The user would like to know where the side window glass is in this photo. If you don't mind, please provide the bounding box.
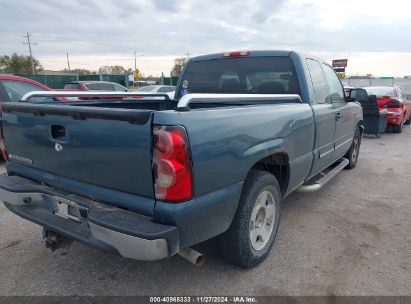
[322,64,345,102]
[400,89,407,100]
[306,59,331,104]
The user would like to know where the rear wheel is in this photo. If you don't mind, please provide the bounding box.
[345,127,361,169]
[404,115,410,125]
[217,170,281,268]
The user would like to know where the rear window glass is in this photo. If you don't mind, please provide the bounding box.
[64,83,81,90]
[136,85,155,92]
[85,83,114,91]
[178,56,300,98]
[364,87,397,97]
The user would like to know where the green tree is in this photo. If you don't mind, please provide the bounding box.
[170,57,188,76]
[60,68,95,75]
[99,65,125,74]
[0,53,43,73]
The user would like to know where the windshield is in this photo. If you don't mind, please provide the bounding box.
[178,56,300,99]
[2,80,47,102]
[364,87,397,97]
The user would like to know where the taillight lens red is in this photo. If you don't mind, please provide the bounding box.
[153,125,192,201]
[222,51,250,57]
[383,100,402,108]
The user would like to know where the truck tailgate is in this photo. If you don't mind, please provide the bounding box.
[1,103,155,202]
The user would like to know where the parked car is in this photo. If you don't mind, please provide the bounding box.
[63,81,128,92]
[362,86,411,133]
[0,74,68,160]
[0,74,51,103]
[343,84,355,97]
[135,85,175,94]
[0,51,363,268]
[133,80,156,88]
[133,85,176,100]
[63,81,129,101]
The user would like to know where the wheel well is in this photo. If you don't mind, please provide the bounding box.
[248,153,289,196]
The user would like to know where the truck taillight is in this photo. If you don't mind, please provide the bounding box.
[153,125,192,201]
[222,51,250,57]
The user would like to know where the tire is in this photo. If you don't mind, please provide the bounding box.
[392,123,403,133]
[217,170,281,268]
[404,117,410,125]
[345,127,361,169]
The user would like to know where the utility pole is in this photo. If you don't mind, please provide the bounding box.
[22,32,37,74]
[186,52,192,59]
[66,52,71,70]
[134,51,137,71]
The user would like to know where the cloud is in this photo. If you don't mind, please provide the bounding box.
[1,0,411,75]
[151,0,179,12]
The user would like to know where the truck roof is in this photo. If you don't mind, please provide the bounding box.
[190,50,294,62]
[189,50,327,66]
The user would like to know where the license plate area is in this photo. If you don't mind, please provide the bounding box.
[53,196,84,222]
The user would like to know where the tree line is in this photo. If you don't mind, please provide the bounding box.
[1,53,189,77]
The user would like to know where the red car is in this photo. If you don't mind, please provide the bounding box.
[0,74,52,103]
[0,74,71,160]
[363,86,411,133]
[63,81,128,92]
[63,81,129,100]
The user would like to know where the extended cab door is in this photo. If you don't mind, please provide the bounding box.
[306,59,336,178]
[322,64,356,159]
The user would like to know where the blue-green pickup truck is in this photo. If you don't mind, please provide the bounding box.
[0,51,363,268]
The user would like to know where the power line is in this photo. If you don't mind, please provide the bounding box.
[22,32,37,74]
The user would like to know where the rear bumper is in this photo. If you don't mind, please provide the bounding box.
[387,115,402,125]
[0,174,179,261]
[386,110,403,125]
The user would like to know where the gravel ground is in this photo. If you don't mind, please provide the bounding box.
[0,127,410,296]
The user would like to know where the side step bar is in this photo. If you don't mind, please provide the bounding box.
[297,158,349,193]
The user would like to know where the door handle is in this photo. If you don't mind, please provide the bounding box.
[50,124,67,141]
[335,112,342,121]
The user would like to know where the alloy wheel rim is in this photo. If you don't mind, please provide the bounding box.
[249,189,276,251]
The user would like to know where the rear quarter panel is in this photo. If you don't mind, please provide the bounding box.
[153,104,314,246]
[154,104,314,197]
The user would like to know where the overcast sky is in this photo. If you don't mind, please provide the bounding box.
[1,0,411,77]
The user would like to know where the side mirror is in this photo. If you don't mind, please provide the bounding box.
[349,88,368,102]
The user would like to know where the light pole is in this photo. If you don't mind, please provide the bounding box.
[134,52,143,71]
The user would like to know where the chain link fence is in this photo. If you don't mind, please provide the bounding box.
[16,73,128,89]
[344,77,411,97]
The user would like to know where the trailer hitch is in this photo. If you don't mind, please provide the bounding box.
[42,228,73,252]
